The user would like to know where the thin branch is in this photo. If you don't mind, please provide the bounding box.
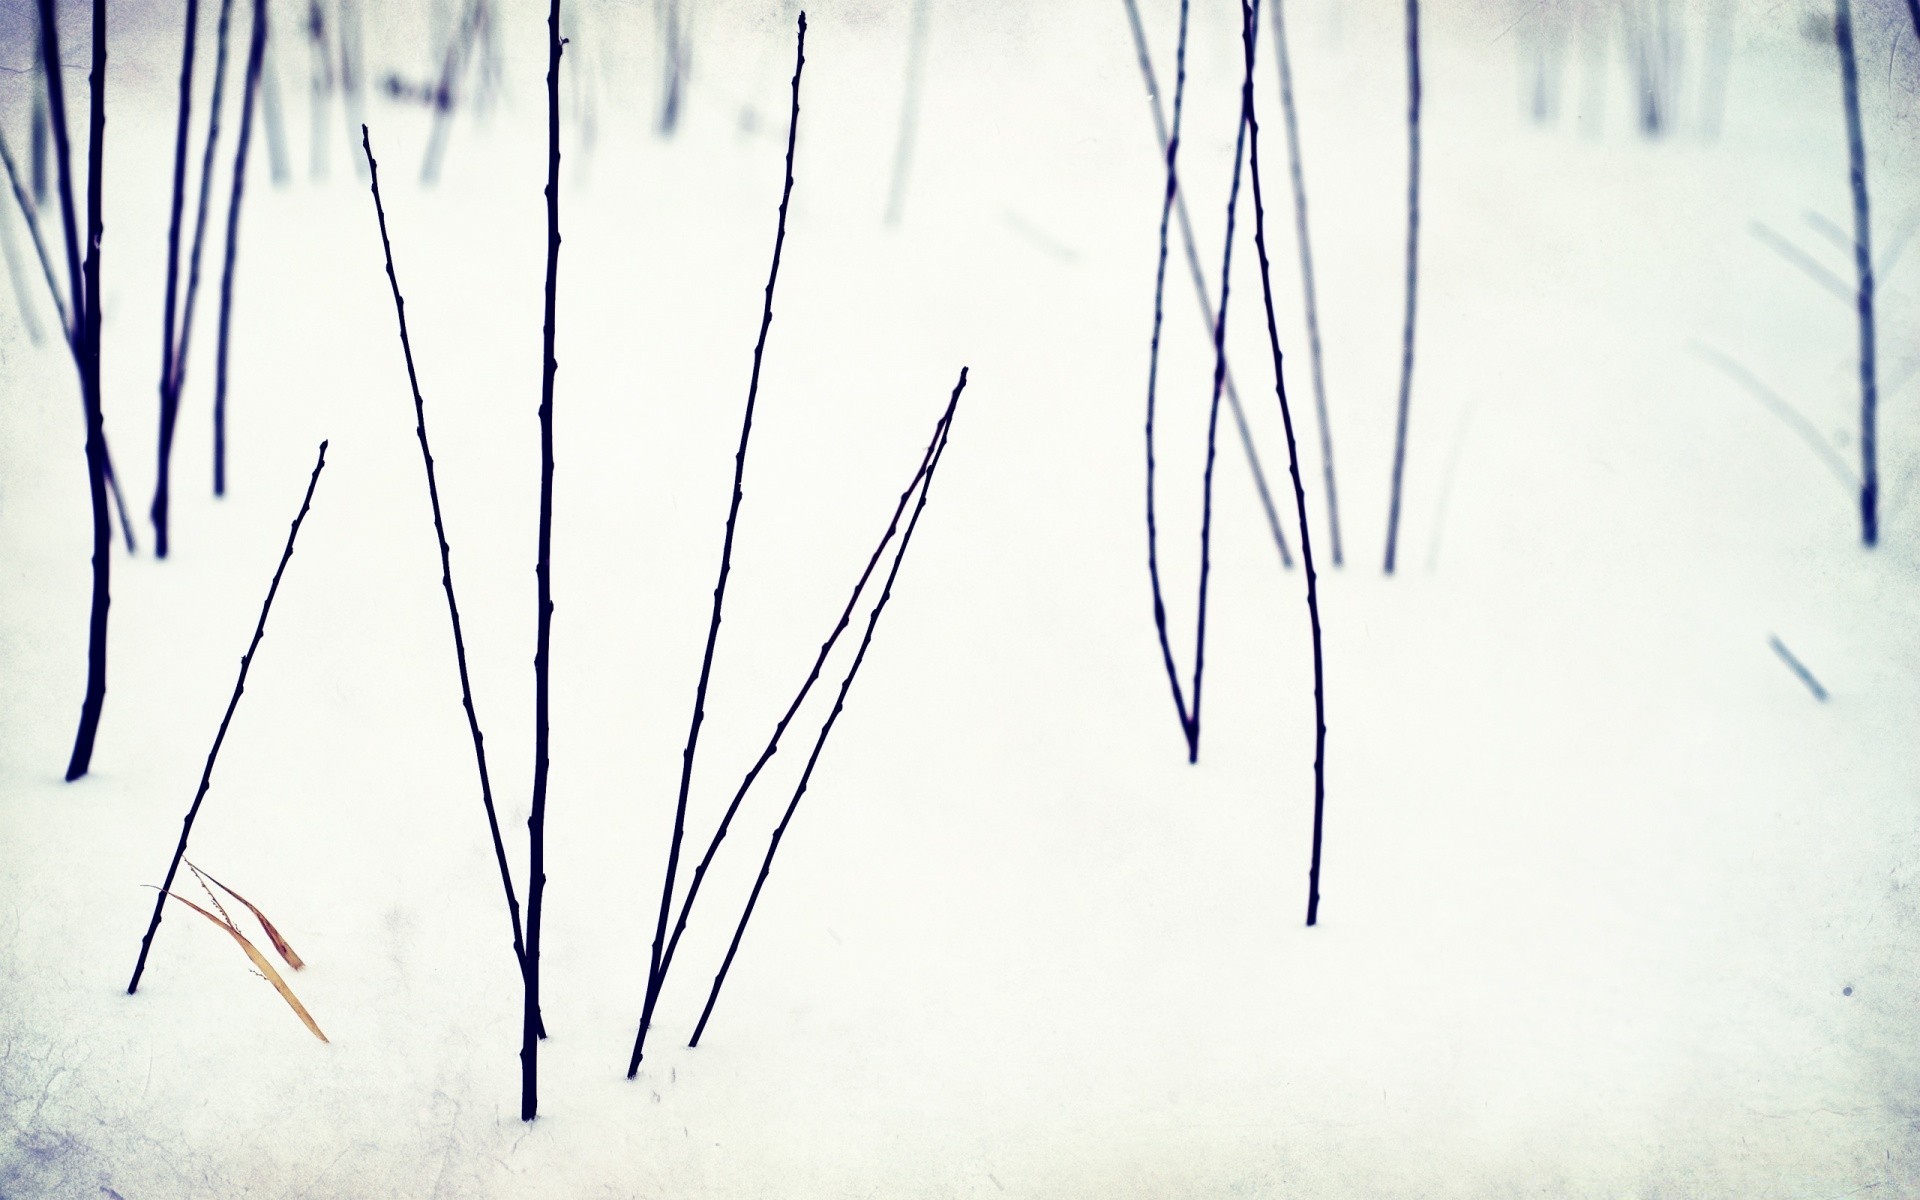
[1750,220,1854,304]
[1690,342,1857,493]
[1768,635,1828,702]
[523,0,565,1124]
[214,0,269,498]
[628,377,959,1077]
[1382,0,1422,575]
[689,367,969,1049]
[1835,0,1878,546]
[128,441,331,993]
[1119,0,1294,573]
[63,0,111,782]
[360,124,539,1038]
[1141,0,1198,754]
[1267,0,1343,566]
[1240,0,1328,927]
[154,0,200,559]
[643,7,806,1079]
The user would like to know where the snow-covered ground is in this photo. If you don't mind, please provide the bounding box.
[3,0,1919,1195]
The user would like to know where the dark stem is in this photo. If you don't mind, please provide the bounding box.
[1835,0,1877,547]
[166,0,239,488]
[63,0,110,783]
[689,366,968,1049]
[1186,24,1256,767]
[1239,0,1328,927]
[642,8,805,1079]
[360,124,540,1038]
[628,378,958,1077]
[153,0,200,560]
[1118,0,1294,573]
[523,0,563,1125]
[1141,0,1197,756]
[214,0,269,499]
[1382,0,1421,575]
[128,441,330,993]
[1267,0,1343,566]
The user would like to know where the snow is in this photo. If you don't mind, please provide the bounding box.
[3,0,1919,1195]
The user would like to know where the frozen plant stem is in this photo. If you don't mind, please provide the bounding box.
[1140,0,1198,759]
[689,367,969,1049]
[165,0,238,518]
[628,377,960,1076]
[153,0,199,559]
[1835,0,1877,546]
[1267,0,1343,566]
[1182,28,1257,768]
[1382,0,1421,575]
[127,441,330,994]
[1239,0,1328,927]
[360,125,541,1039]
[214,0,269,498]
[524,0,563,1125]
[643,8,806,1076]
[60,0,111,783]
[1118,0,1295,572]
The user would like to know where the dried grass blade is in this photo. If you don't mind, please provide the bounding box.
[159,889,328,1043]
[186,859,305,969]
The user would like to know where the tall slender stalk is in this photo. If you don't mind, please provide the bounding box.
[1141,0,1199,757]
[1381,0,1421,575]
[628,380,960,1076]
[361,125,540,1040]
[61,0,111,782]
[1267,0,1343,566]
[128,442,330,993]
[1184,36,1257,767]
[1239,0,1327,927]
[643,8,806,1078]
[153,0,200,559]
[170,0,238,401]
[1118,0,1295,573]
[523,0,564,1125]
[1835,0,1877,546]
[689,367,968,1049]
[214,0,268,499]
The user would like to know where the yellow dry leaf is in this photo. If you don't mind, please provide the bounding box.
[162,890,328,1044]
[184,860,306,971]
